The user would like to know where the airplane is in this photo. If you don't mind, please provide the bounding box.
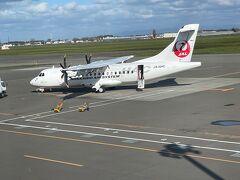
[30,24,201,93]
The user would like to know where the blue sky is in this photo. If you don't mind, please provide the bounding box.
[0,0,239,42]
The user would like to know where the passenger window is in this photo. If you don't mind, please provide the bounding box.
[123,71,125,74]
[131,71,134,74]
[115,72,117,75]
[119,71,121,74]
[127,71,129,74]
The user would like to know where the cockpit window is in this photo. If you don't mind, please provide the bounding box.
[38,73,45,77]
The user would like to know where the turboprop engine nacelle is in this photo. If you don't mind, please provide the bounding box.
[67,71,78,77]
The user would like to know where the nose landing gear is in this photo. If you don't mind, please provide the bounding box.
[36,88,52,93]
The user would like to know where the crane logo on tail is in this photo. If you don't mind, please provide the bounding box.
[173,40,190,58]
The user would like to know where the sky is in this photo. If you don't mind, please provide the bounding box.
[0,0,239,42]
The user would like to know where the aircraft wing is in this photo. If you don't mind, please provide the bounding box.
[63,55,134,71]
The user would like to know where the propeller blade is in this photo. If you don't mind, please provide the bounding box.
[63,55,67,68]
[61,71,69,88]
[85,54,89,64]
[64,73,69,88]
[60,63,64,69]
[88,54,92,64]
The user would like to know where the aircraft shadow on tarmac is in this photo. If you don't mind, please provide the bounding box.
[31,88,90,101]
[114,78,190,91]
[158,144,224,180]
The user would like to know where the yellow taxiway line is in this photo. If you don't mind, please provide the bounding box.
[0,112,15,116]
[209,88,234,92]
[189,154,240,164]
[24,155,83,167]
[1,129,240,165]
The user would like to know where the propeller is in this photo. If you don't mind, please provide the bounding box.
[60,54,67,69]
[60,54,69,88]
[85,53,92,64]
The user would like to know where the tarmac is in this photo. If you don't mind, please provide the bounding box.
[0,54,240,180]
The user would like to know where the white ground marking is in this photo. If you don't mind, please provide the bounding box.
[26,119,240,145]
[0,122,239,154]
[0,111,53,123]
[0,88,169,123]
[3,89,173,122]
[231,153,240,158]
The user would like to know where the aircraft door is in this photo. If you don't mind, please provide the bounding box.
[137,65,145,89]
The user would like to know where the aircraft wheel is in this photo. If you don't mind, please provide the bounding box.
[98,87,105,93]
[36,88,45,93]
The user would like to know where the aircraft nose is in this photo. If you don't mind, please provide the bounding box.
[30,78,37,86]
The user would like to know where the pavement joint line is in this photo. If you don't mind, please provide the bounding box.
[24,155,83,167]
[26,119,240,145]
[210,71,240,78]
[0,122,240,154]
[1,129,240,165]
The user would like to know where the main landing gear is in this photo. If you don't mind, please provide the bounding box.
[98,87,105,93]
[92,84,105,93]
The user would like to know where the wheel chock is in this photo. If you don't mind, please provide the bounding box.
[53,101,63,113]
[79,102,89,112]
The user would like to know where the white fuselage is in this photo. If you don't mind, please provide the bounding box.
[30,61,201,89]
